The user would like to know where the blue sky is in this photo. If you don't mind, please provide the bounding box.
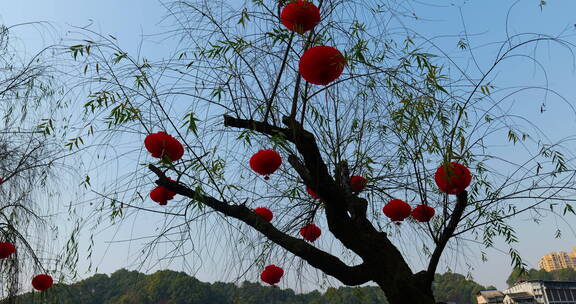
[2,0,576,292]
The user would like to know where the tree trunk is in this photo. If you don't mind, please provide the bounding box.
[377,277,436,304]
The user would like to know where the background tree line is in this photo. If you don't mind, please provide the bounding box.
[11,269,491,304]
[507,268,576,287]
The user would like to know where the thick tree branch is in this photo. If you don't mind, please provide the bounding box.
[426,191,468,283]
[149,164,373,286]
[223,115,417,287]
[224,114,344,210]
[335,161,368,220]
[224,115,294,141]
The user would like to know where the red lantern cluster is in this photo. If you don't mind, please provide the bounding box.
[281,0,321,34]
[434,162,471,195]
[0,242,16,259]
[349,176,367,193]
[254,207,273,222]
[299,46,346,85]
[383,199,412,224]
[249,149,282,180]
[32,274,53,291]
[306,186,319,199]
[144,131,184,162]
[260,264,284,285]
[300,223,321,242]
[150,185,176,206]
[411,204,435,222]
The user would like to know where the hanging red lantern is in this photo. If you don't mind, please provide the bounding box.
[280,0,321,34]
[411,204,435,222]
[349,176,367,193]
[0,177,4,185]
[254,207,273,222]
[144,131,184,162]
[306,186,319,199]
[299,46,346,85]
[434,162,471,195]
[32,274,53,291]
[300,223,321,242]
[383,199,412,224]
[150,184,176,206]
[260,264,284,285]
[249,149,282,180]
[0,242,16,259]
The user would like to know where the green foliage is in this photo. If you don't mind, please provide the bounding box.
[432,272,487,304]
[506,267,576,287]
[12,270,491,304]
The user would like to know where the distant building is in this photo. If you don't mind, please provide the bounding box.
[538,247,576,272]
[503,280,576,304]
[477,281,576,304]
[477,289,505,304]
[503,292,536,304]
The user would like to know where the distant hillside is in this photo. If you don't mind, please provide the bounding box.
[5,269,489,304]
[507,268,576,287]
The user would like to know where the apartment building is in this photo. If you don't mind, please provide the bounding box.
[538,248,576,272]
[477,280,576,304]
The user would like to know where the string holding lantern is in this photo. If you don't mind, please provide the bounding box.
[32,274,53,291]
[280,0,321,34]
[0,242,16,259]
[249,149,282,180]
[349,176,367,193]
[300,223,321,242]
[434,162,472,195]
[144,131,184,162]
[254,207,274,222]
[306,186,319,199]
[260,264,284,285]
[299,46,346,85]
[411,204,435,222]
[383,199,412,224]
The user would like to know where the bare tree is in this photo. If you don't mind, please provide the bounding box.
[67,1,576,303]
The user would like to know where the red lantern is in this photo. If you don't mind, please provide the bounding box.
[434,162,471,195]
[411,204,435,222]
[280,0,321,34]
[0,177,4,184]
[306,186,319,199]
[249,149,282,180]
[300,223,321,242]
[0,242,16,259]
[144,131,184,162]
[349,176,367,193]
[150,184,176,206]
[299,46,346,85]
[260,264,284,285]
[383,199,412,223]
[32,274,53,291]
[254,207,273,222]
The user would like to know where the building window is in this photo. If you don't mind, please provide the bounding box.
[546,289,553,301]
[552,288,560,301]
[559,288,567,301]
[567,289,575,301]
